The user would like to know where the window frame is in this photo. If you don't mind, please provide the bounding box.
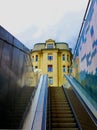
[48,55,53,60]
[47,44,53,48]
[48,65,53,72]
[32,56,34,62]
[63,65,66,72]
[35,55,38,62]
[48,77,53,85]
[67,66,69,73]
[35,66,38,69]
[62,54,65,61]
[67,55,69,61]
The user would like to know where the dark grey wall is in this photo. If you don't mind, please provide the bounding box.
[0,26,32,110]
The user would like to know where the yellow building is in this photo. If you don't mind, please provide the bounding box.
[30,39,72,86]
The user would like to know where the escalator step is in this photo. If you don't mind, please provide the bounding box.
[52,128,79,130]
[51,104,69,107]
[52,117,75,123]
[52,122,77,128]
[51,110,72,114]
[52,114,74,118]
[51,107,71,111]
[46,87,79,130]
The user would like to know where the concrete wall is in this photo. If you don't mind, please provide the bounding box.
[0,26,32,111]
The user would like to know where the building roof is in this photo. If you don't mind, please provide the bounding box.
[31,39,71,52]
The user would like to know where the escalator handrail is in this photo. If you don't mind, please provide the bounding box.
[31,75,48,130]
[41,75,48,130]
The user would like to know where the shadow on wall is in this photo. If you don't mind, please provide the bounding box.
[0,25,33,113]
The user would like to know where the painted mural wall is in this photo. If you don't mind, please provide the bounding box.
[73,0,97,102]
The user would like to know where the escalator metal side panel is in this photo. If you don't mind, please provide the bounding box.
[62,86,82,130]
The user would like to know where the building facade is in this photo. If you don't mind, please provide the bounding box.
[30,39,72,86]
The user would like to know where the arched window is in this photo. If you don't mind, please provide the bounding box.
[62,54,65,61]
[67,55,69,61]
[67,66,69,73]
[63,65,66,72]
[36,55,38,62]
[32,56,34,62]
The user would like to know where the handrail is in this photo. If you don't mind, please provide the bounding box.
[41,75,48,130]
[48,87,52,130]
[31,75,48,130]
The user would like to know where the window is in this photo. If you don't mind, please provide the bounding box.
[62,54,65,61]
[35,66,38,69]
[63,65,66,72]
[67,55,69,61]
[67,66,69,73]
[47,44,53,48]
[48,55,53,60]
[48,77,53,85]
[32,56,34,62]
[48,53,53,60]
[48,65,53,72]
[36,55,38,62]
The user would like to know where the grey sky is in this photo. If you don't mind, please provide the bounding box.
[0,0,89,50]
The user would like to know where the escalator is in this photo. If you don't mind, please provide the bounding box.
[46,87,81,130]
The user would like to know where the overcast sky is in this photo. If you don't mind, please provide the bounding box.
[0,0,88,50]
